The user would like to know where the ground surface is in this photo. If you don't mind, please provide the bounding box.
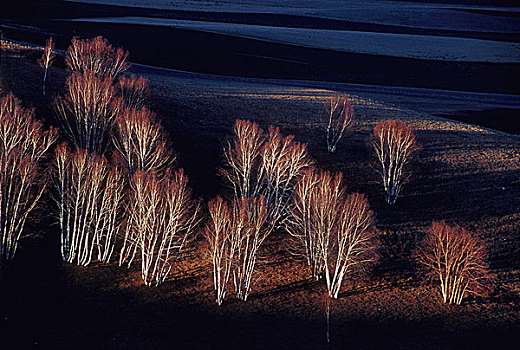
[1,1,520,348]
[0,42,519,349]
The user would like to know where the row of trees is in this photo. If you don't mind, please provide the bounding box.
[1,36,492,308]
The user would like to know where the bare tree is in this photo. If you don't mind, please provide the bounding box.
[112,106,174,179]
[289,169,376,297]
[38,37,55,96]
[322,94,353,153]
[205,196,238,305]
[287,167,323,279]
[0,94,57,263]
[417,221,491,304]
[122,169,200,286]
[213,120,311,302]
[65,36,129,79]
[55,144,124,265]
[260,126,313,225]
[117,75,150,109]
[222,119,312,227]
[223,119,265,199]
[370,120,418,205]
[55,71,118,155]
[205,195,274,303]
[232,196,272,301]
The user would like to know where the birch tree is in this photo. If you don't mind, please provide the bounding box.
[65,36,128,79]
[55,144,124,265]
[417,221,491,304]
[322,94,353,153]
[210,119,311,302]
[222,119,312,227]
[0,94,57,263]
[370,120,418,204]
[289,169,376,297]
[55,71,118,155]
[205,196,236,305]
[112,106,174,179]
[38,37,55,96]
[123,169,200,286]
[205,195,272,303]
[117,75,150,109]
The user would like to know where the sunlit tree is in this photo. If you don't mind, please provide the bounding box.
[417,221,491,304]
[112,106,174,179]
[205,196,236,305]
[370,120,418,204]
[222,119,312,227]
[0,94,57,263]
[38,37,55,96]
[55,71,118,155]
[65,36,128,79]
[117,74,150,109]
[289,169,376,296]
[121,169,200,286]
[322,94,353,153]
[55,144,124,266]
[205,195,272,302]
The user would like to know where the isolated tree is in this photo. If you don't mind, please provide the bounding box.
[55,71,118,154]
[0,94,57,263]
[65,36,129,79]
[55,144,124,266]
[117,75,150,109]
[222,119,312,227]
[370,120,418,204]
[121,169,200,286]
[112,106,174,178]
[38,37,55,96]
[322,94,353,153]
[289,169,376,296]
[417,221,491,304]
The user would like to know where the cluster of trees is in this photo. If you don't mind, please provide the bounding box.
[41,36,198,287]
[1,36,493,313]
[0,94,57,263]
